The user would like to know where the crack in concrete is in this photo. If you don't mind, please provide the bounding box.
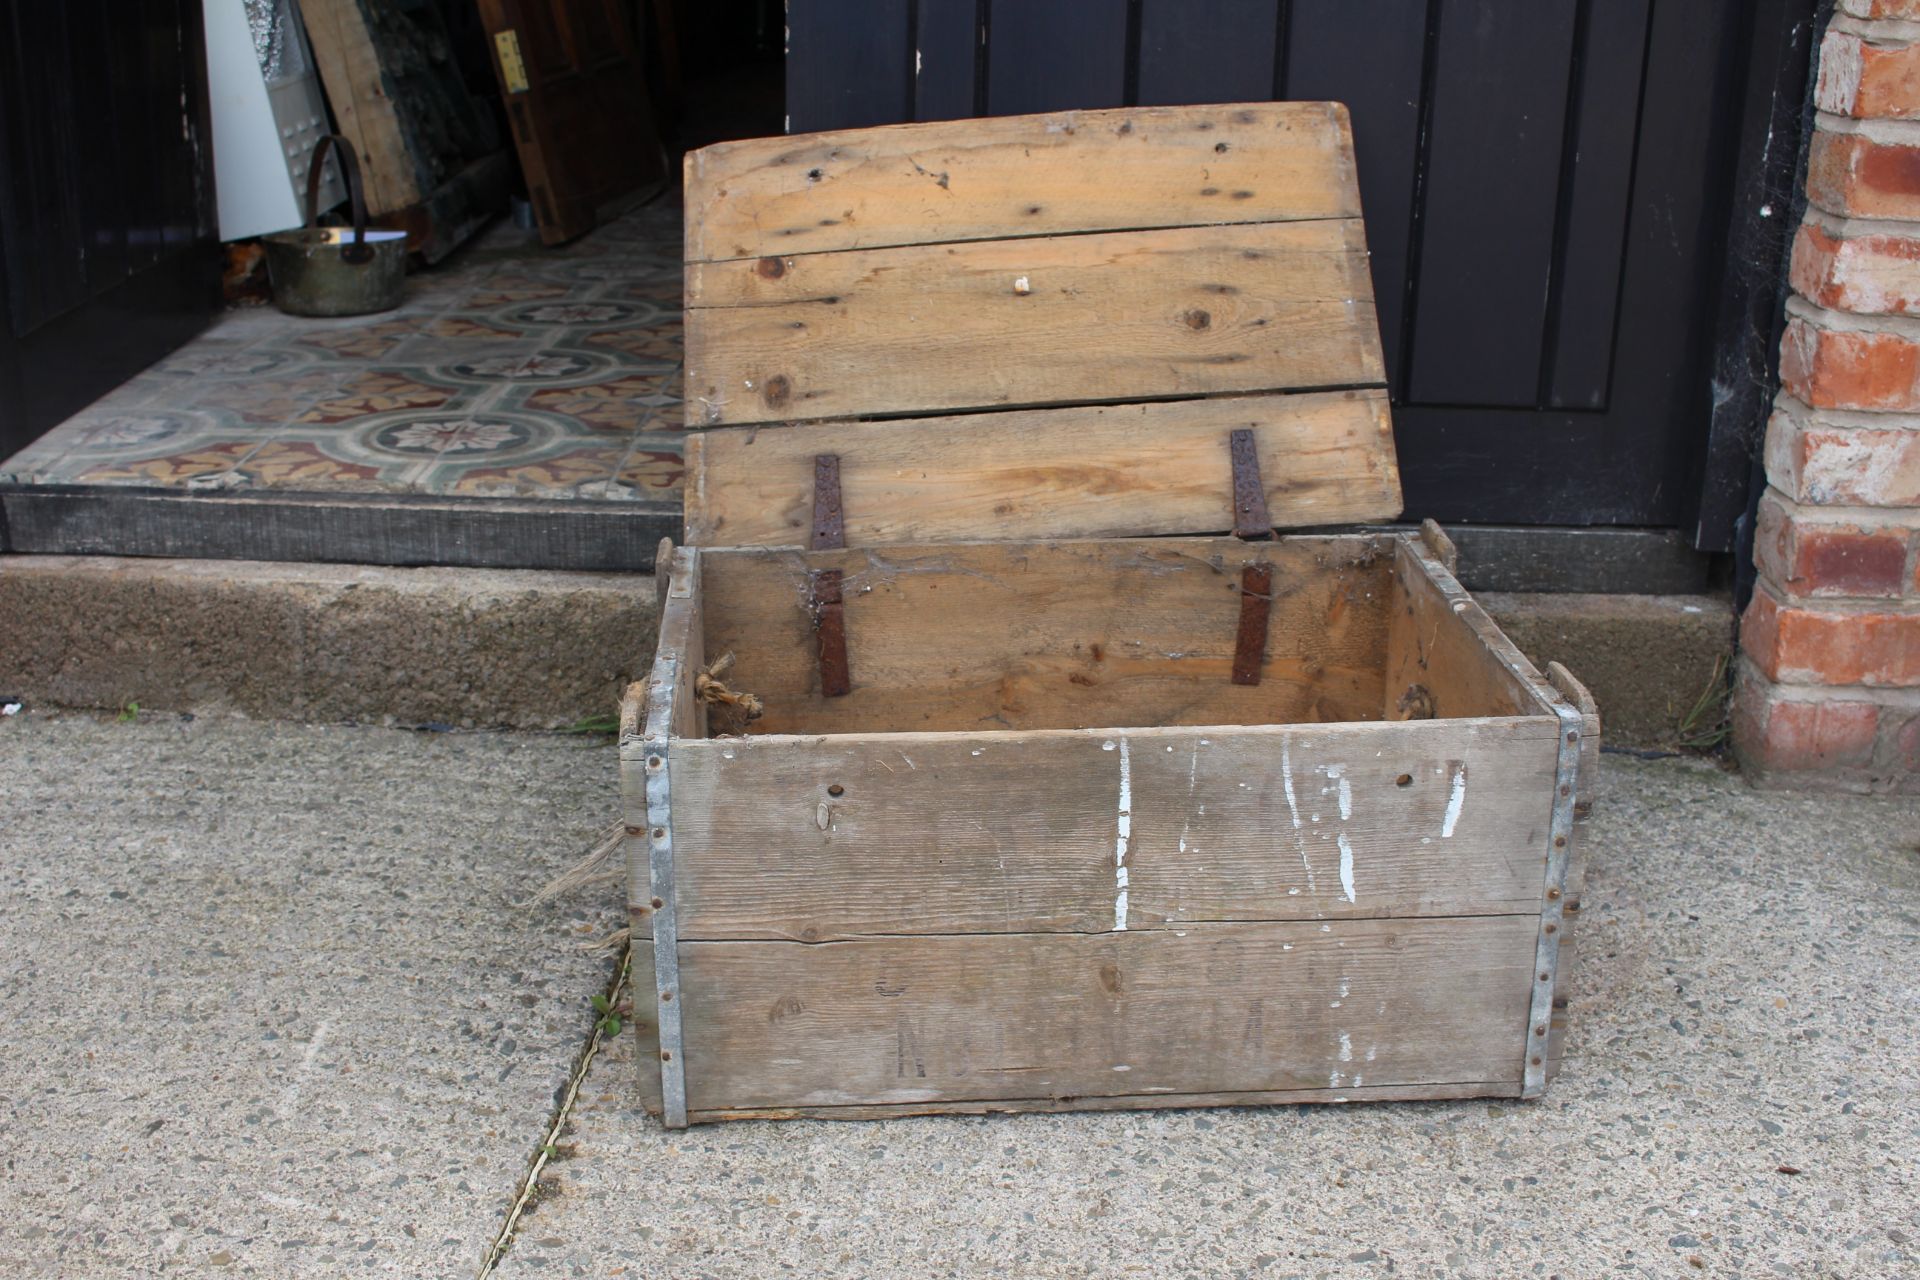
[477,943,631,1279]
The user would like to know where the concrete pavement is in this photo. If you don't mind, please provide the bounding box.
[0,713,1914,1278]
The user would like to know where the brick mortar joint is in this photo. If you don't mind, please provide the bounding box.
[1772,389,1920,431]
[1784,293,1920,338]
[1734,657,1920,708]
[1759,485,1920,528]
[1830,11,1920,44]
[1812,110,1920,142]
[1750,578,1920,615]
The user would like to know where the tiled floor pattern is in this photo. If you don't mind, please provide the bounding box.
[0,203,689,502]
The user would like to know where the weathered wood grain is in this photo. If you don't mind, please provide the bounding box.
[685,220,1384,426]
[684,101,1361,262]
[685,390,1400,548]
[301,0,421,214]
[676,916,1537,1110]
[668,717,1559,941]
[628,941,662,1113]
[698,536,1395,734]
[1383,537,1559,722]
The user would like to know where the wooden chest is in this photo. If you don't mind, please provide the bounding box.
[620,103,1599,1127]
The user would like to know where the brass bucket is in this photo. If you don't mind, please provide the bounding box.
[263,135,407,317]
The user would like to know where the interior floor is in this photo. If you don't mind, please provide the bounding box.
[0,204,688,504]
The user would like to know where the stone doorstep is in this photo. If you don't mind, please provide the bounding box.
[0,555,662,732]
[0,555,1734,748]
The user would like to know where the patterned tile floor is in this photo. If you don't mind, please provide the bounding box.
[0,203,688,503]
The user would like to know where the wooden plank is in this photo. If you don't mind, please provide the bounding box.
[300,0,422,214]
[1383,536,1558,722]
[984,0,1129,116]
[628,939,662,1114]
[677,916,1536,1110]
[698,536,1396,735]
[1137,0,1280,107]
[686,220,1384,426]
[684,101,1360,262]
[668,717,1560,942]
[1406,0,1577,406]
[686,390,1400,548]
[685,1078,1522,1121]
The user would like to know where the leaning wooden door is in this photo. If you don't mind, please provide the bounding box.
[783,0,1815,549]
[0,0,220,459]
[475,0,668,244]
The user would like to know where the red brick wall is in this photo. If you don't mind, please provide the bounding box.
[1735,1,1920,791]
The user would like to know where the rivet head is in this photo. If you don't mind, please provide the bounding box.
[1554,836,1568,848]
[661,1050,673,1061]
[647,755,664,770]
[1534,1024,1546,1036]
[1531,1056,1543,1067]
[1547,888,1561,900]
[660,990,673,1002]
[1544,923,1558,935]
[651,897,664,909]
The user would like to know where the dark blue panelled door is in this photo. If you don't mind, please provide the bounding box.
[783,0,1818,550]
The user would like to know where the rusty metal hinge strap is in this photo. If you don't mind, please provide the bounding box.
[810,568,852,697]
[1228,428,1273,540]
[808,453,851,697]
[811,453,846,551]
[1231,562,1273,686]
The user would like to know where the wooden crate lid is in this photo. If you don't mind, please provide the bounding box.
[682,102,1401,548]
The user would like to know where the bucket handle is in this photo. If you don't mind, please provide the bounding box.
[307,134,376,266]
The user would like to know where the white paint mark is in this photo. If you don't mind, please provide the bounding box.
[1325,763,1352,820]
[1339,1032,1353,1062]
[1112,1064,1131,1072]
[274,1020,331,1119]
[1282,740,1315,894]
[1013,275,1032,295]
[1338,978,1351,998]
[1112,739,1132,931]
[970,748,984,756]
[1337,833,1357,903]
[1176,742,1200,855]
[721,749,735,760]
[1102,740,1116,751]
[1282,943,1294,950]
[1365,1045,1377,1063]
[1442,764,1468,837]
[900,753,916,770]
[1329,1070,1343,1088]
[1329,1001,1341,1008]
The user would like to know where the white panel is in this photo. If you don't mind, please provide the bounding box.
[206,0,304,240]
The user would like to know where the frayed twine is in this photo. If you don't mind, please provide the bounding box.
[695,651,762,734]
[521,822,629,951]
[524,653,761,950]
